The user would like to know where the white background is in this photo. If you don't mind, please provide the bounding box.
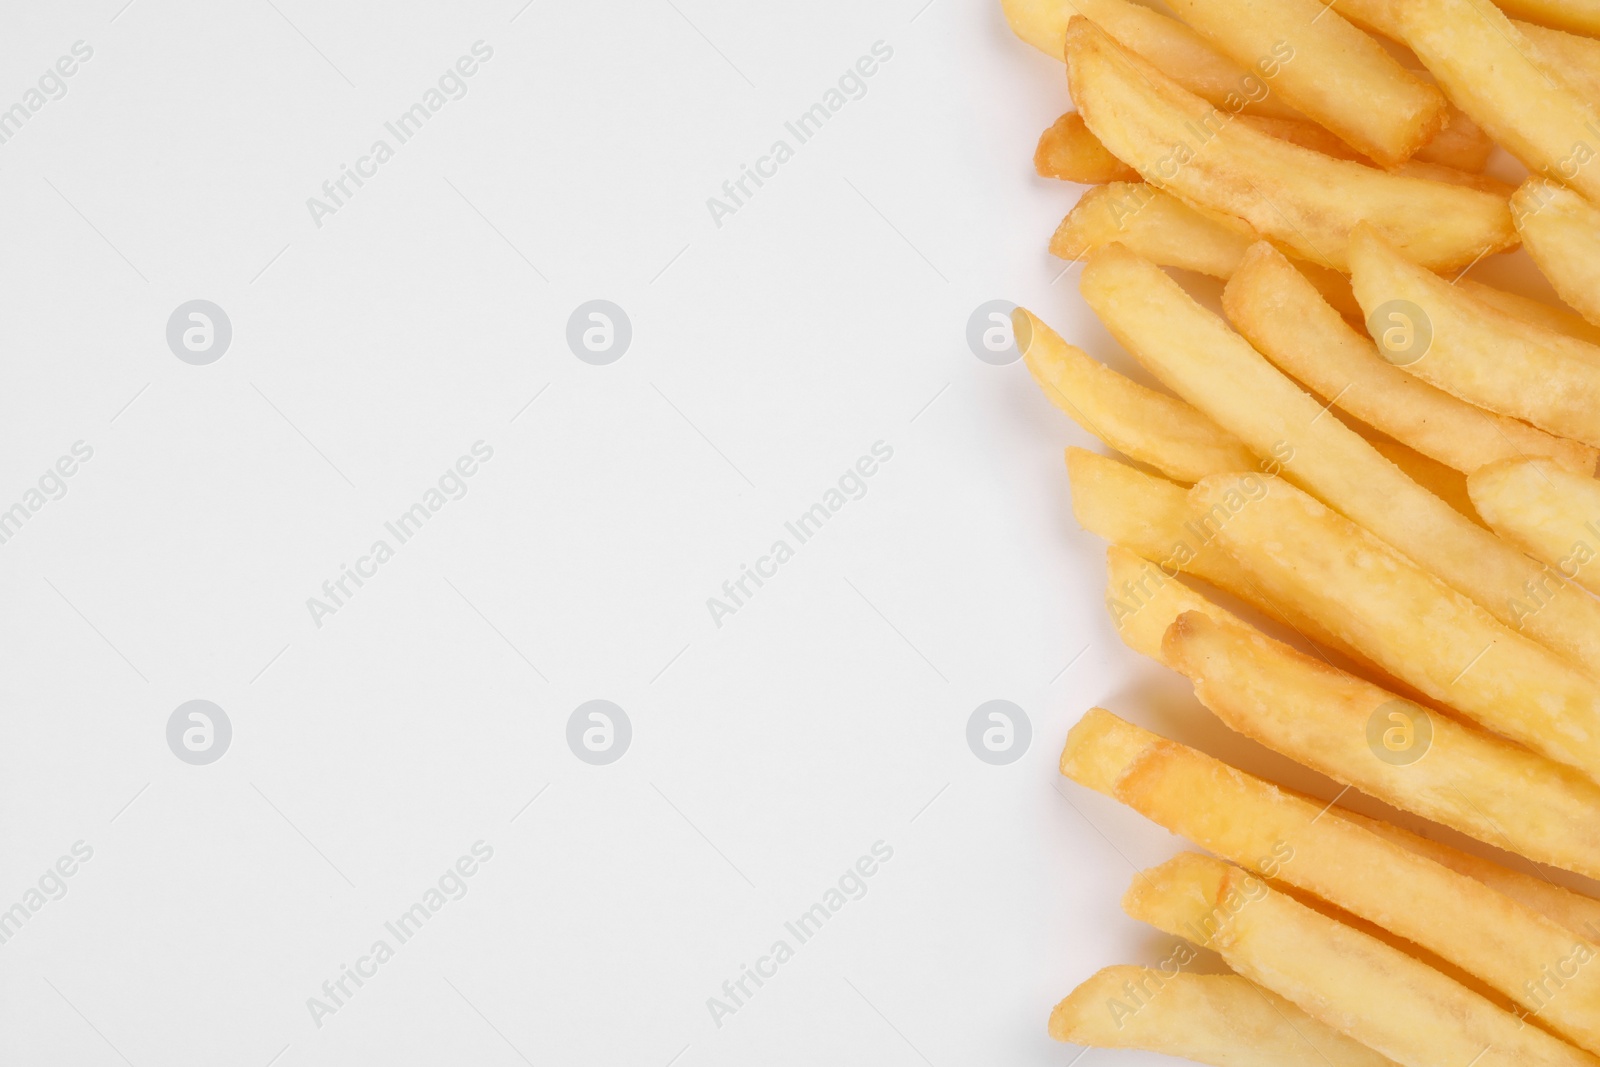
[0,1,1527,1065]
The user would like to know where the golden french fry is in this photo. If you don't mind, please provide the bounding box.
[1389,159,1512,195]
[1002,0,1304,118]
[1008,0,1495,166]
[1050,965,1399,1065]
[1163,609,1600,880]
[1065,708,1600,1053]
[1348,225,1600,449]
[1327,0,1600,113]
[1163,0,1446,164]
[1342,811,1600,940]
[1340,0,1600,41]
[1021,306,1460,507]
[1042,109,1498,190]
[1087,456,1459,699]
[1065,22,1515,270]
[1047,186,1361,321]
[1519,21,1600,102]
[1459,276,1600,346]
[1082,242,1600,674]
[1514,180,1600,329]
[1034,112,1140,184]
[1469,457,1600,597]
[1238,114,1362,159]
[1050,183,1254,275]
[1122,851,1600,1067]
[1097,536,1600,885]
[1017,310,1257,483]
[1362,434,1479,521]
[1222,241,1599,474]
[1076,458,1280,625]
[1002,0,1496,168]
[1412,106,1493,171]
[1397,0,1600,203]
[1105,534,1600,925]
[1036,111,1367,185]
[1324,0,1405,40]
[1070,453,1212,575]
[1502,0,1600,37]
[1053,186,1594,343]
[1193,472,1600,785]
[1102,543,1245,661]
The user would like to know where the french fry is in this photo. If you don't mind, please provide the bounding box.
[1162,0,1446,165]
[1038,110,1501,187]
[1348,225,1600,449]
[1102,535,1435,697]
[1520,21,1600,102]
[1513,180,1600,329]
[1069,452,1218,574]
[1192,471,1600,785]
[1502,0,1600,37]
[1053,185,1598,342]
[1221,241,1599,474]
[1076,459,1288,637]
[1065,708,1600,1053]
[1162,609,1600,880]
[1460,276,1600,346]
[1122,851,1600,1067]
[1034,112,1140,184]
[1002,0,1304,117]
[1412,106,1493,171]
[1469,457,1600,598]
[1389,160,1512,195]
[1003,0,1496,167]
[1117,547,1600,913]
[1021,306,1463,508]
[1096,533,1600,883]
[1088,457,1461,698]
[1324,0,1600,109]
[1103,542,1246,662]
[1049,184,1361,308]
[1035,112,1365,186]
[1065,23,1515,271]
[1238,114,1361,159]
[1361,434,1478,522]
[1333,0,1600,44]
[1050,183,1255,276]
[1342,812,1600,940]
[1050,965,1399,1065]
[1082,242,1600,674]
[1016,310,1258,482]
[1396,0,1600,204]
[1103,539,1600,928]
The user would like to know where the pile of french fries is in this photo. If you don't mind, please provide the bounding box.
[1004,0,1600,1062]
